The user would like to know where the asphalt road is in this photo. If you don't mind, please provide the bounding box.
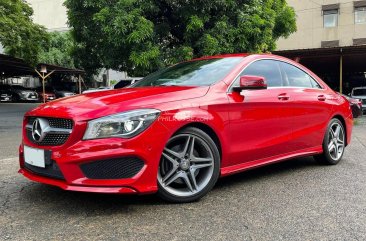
[0,103,365,241]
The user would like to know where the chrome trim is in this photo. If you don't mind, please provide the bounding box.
[26,124,72,134]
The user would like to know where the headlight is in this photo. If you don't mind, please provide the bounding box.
[83,109,160,140]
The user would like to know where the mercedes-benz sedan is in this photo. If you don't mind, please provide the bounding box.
[19,54,353,203]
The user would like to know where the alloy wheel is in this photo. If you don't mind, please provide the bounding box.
[327,122,345,161]
[158,133,215,197]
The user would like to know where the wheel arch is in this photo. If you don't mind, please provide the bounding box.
[174,122,223,160]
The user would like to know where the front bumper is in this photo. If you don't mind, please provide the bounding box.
[19,119,170,194]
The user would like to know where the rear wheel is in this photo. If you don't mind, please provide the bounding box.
[157,127,220,203]
[314,118,346,165]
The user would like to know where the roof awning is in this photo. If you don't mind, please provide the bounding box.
[0,53,85,78]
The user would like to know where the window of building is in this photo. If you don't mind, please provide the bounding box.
[355,7,366,24]
[323,9,339,28]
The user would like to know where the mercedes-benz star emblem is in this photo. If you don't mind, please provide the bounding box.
[32,118,49,142]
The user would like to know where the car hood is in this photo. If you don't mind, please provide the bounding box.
[27,86,209,121]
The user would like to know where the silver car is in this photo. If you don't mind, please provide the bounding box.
[351,87,366,114]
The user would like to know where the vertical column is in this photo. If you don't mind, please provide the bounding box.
[339,55,343,94]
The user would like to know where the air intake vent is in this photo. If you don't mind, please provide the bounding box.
[24,160,64,180]
[80,157,144,179]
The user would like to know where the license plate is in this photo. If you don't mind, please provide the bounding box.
[31,96,36,99]
[24,146,45,168]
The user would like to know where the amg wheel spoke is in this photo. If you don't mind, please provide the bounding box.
[194,163,213,169]
[328,142,335,152]
[334,125,341,138]
[182,136,191,157]
[191,157,213,163]
[334,143,339,156]
[164,148,182,159]
[164,172,183,186]
[162,152,179,166]
[181,172,194,192]
[330,129,335,138]
[162,165,178,183]
[188,168,198,191]
[187,137,195,158]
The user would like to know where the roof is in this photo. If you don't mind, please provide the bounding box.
[190,53,250,61]
[0,53,85,78]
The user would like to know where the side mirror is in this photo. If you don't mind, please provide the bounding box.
[233,75,267,92]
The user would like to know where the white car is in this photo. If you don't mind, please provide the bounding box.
[82,79,141,94]
[350,87,366,114]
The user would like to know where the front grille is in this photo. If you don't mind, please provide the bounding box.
[80,157,145,180]
[26,131,70,146]
[28,117,73,129]
[26,117,73,146]
[24,160,65,180]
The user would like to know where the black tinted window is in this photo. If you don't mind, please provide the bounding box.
[235,60,283,87]
[280,62,317,88]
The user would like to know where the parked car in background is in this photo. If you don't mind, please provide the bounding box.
[0,85,13,102]
[52,87,76,98]
[82,79,140,94]
[8,85,38,102]
[350,87,366,114]
[35,86,56,102]
[114,79,139,89]
[341,94,362,118]
[82,86,112,94]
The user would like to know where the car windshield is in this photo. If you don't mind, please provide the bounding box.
[353,89,366,96]
[131,57,244,87]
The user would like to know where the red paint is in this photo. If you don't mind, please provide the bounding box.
[19,54,353,194]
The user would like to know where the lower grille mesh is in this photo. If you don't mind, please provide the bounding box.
[80,157,144,180]
[24,160,64,180]
[26,130,69,146]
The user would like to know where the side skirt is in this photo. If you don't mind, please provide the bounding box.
[220,146,323,177]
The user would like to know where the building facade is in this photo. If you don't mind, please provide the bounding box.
[27,0,69,32]
[275,0,366,94]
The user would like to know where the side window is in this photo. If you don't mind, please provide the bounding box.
[310,78,322,89]
[233,60,283,88]
[279,62,315,88]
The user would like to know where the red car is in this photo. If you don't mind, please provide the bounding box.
[19,54,353,203]
[35,87,56,102]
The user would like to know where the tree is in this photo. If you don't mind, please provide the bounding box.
[0,0,49,66]
[38,31,75,69]
[65,0,296,76]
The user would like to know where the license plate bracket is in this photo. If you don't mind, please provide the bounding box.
[24,146,52,168]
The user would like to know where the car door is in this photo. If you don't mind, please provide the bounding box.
[226,59,294,166]
[278,61,333,151]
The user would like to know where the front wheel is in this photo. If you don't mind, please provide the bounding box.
[314,118,346,165]
[157,127,220,203]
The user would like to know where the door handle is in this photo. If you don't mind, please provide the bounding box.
[278,94,290,101]
[317,95,326,101]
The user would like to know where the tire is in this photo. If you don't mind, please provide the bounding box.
[157,127,220,203]
[314,118,346,165]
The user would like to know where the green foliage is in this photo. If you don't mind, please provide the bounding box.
[0,0,49,66]
[38,31,75,69]
[65,0,296,76]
